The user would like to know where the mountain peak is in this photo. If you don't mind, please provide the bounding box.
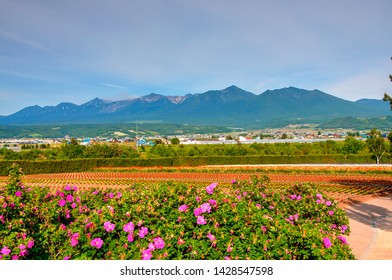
[223,85,241,91]
[140,93,166,102]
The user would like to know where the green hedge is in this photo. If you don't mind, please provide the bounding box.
[0,159,98,175]
[0,155,391,175]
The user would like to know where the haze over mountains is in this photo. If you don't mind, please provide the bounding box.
[0,86,390,129]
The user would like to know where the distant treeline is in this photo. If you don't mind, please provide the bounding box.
[0,141,140,161]
[147,139,374,157]
[0,138,391,173]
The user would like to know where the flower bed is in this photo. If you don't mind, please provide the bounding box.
[0,167,355,260]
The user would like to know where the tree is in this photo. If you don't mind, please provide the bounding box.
[170,137,180,145]
[366,128,387,164]
[342,137,365,154]
[383,57,392,110]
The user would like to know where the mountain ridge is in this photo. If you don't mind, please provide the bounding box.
[0,86,390,128]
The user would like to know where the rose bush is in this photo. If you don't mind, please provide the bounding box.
[0,165,355,260]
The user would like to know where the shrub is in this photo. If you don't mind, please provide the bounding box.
[0,170,355,260]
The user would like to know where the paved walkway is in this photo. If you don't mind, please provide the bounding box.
[343,196,392,259]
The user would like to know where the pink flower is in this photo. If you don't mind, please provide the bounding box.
[116,192,122,199]
[63,256,71,260]
[58,199,66,207]
[255,203,261,209]
[90,238,103,249]
[200,203,211,213]
[70,238,79,247]
[19,249,28,257]
[127,233,134,243]
[231,180,237,184]
[178,204,188,212]
[227,246,233,252]
[66,194,73,202]
[323,237,332,248]
[27,239,34,249]
[1,246,11,255]
[153,237,165,250]
[208,199,217,206]
[328,210,334,216]
[15,191,22,197]
[85,222,94,230]
[338,236,348,244]
[341,225,348,233]
[64,185,71,191]
[12,255,19,260]
[290,194,297,200]
[206,182,217,194]
[326,200,332,206]
[261,226,267,233]
[109,192,114,199]
[197,215,207,225]
[206,233,216,242]
[71,203,77,209]
[123,222,135,233]
[104,221,115,232]
[139,227,149,238]
[141,249,152,260]
[194,207,202,217]
[177,238,185,245]
[148,243,156,251]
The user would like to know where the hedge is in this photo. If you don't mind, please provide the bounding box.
[0,155,391,175]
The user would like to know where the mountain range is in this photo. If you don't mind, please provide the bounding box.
[0,86,390,128]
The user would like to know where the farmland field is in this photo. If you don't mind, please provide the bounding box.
[1,164,391,203]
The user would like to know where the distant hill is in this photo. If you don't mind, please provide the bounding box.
[0,86,390,128]
[317,116,392,130]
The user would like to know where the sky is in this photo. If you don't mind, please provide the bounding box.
[0,0,391,116]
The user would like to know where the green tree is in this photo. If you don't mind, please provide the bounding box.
[342,137,365,154]
[170,137,180,145]
[382,57,392,109]
[366,128,387,164]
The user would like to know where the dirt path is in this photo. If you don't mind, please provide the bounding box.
[340,196,392,259]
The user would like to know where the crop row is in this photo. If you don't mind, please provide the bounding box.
[0,172,389,203]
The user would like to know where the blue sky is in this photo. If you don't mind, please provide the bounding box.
[0,0,391,116]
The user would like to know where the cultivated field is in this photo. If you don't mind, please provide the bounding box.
[1,164,391,203]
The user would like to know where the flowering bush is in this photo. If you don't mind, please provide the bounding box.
[0,166,355,260]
